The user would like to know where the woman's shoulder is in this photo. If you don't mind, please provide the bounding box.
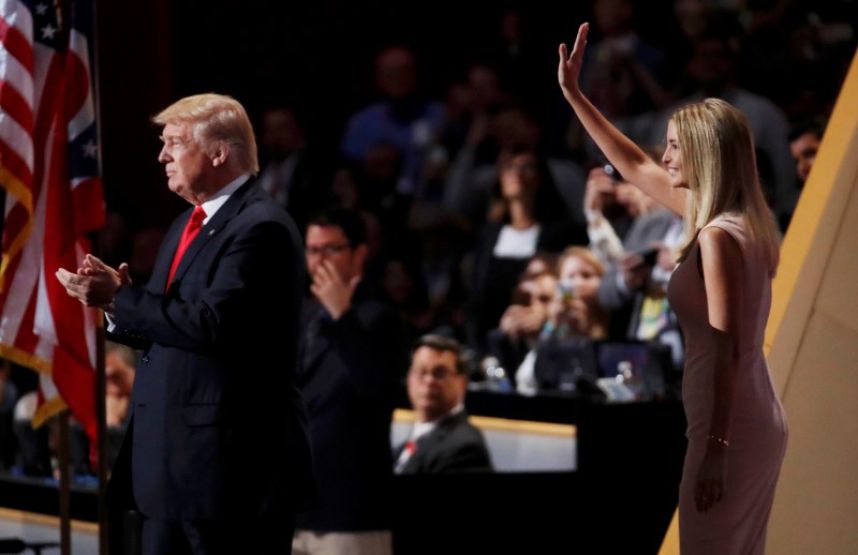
[698,213,752,261]
[701,212,777,274]
[703,211,748,239]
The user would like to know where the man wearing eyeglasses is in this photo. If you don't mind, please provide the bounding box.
[294,208,406,555]
[394,335,492,474]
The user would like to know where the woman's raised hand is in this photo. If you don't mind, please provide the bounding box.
[557,22,590,101]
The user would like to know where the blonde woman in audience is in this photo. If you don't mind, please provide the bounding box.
[545,246,608,341]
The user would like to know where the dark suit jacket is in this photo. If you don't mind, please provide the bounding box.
[107,178,314,521]
[395,411,493,474]
[259,146,336,234]
[295,287,406,532]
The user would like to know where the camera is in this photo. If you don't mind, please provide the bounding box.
[557,281,576,303]
[637,248,659,267]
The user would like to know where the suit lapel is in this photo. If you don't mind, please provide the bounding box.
[147,216,185,292]
[300,302,330,374]
[169,178,257,287]
[403,412,466,473]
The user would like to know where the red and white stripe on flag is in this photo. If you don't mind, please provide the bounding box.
[0,0,105,442]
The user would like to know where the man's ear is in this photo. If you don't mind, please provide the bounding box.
[455,373,468,400]
[210,142,230,168]
[353,243,369,272]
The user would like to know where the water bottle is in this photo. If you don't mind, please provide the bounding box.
[597,360,636,402]
[481,356,513,392]
[616,360,641,400]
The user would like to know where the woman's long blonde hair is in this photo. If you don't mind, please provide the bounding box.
[672,98,781,275]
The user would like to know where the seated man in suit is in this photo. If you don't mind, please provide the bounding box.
[394,335,493,474]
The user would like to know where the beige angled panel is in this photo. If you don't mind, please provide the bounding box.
[766,46,858,553]
[660,48,858,554]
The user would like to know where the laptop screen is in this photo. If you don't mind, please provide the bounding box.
[596,341,650,379]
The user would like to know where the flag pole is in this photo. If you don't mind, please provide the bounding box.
[56,1,77,551]
[95,322,108,555]
[57,411,72,555]
[88,0,110,551]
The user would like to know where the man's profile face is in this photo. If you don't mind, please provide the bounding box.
[407,346,465,421]
[158,122,214,202]
[305,225,363,283]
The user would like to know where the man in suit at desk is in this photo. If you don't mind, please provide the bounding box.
[394,335,492,474]
[57,93,314,554]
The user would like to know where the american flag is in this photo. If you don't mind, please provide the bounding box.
[0,0,105,444]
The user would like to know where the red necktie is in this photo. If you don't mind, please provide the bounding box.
[166,205,206,289]
[394,439,417,474]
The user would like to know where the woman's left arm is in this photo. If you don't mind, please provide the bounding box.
[696,226,745,513]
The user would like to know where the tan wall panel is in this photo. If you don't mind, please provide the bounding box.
[765,49,858,553]
[769,311,858,554]
[766,96,858,393]
[814,179,858,334]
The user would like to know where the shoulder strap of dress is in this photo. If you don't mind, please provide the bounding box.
[702,213,746,245]
[697,214,750,280]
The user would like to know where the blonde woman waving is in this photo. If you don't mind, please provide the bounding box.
[558,23,787,554]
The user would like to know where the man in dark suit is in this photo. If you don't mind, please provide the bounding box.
[394,335,492,474]
[56,93,313,554]
[293,208,406,555]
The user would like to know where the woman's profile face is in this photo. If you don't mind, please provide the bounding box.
[663,120,687,189]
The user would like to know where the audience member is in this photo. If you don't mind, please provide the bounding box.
[469,145,587,352]
[645,31,798,222]
[257,106,334,232]
[340,46,445,198]
[394,335,492,474]
[104,342,135,430]
[582,0,671,119]
[494,269,557,394]
[445,106,588,229]
[789,118,825,184]
[294,208,406,555]
[0,359,19,470]
[514,249,607,394]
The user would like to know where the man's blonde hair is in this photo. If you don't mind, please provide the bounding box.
[153,93,259,174]
[671,98,780,275]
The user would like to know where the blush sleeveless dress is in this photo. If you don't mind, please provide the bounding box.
[667,212,787,554]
